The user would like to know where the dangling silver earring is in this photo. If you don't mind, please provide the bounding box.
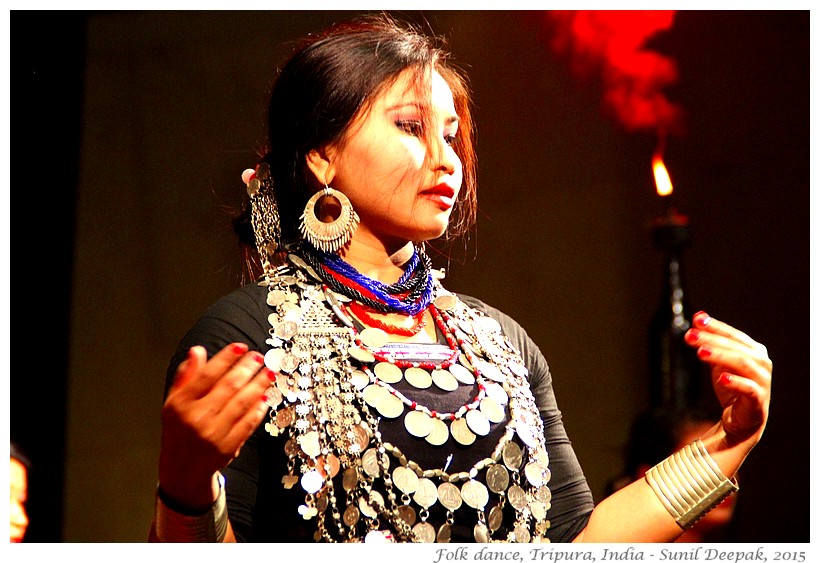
[248,162,281,277]
[299,184,359,253]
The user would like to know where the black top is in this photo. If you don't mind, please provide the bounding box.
[165,282,594,542]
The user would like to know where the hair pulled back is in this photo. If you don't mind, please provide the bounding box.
[234,14,477,277]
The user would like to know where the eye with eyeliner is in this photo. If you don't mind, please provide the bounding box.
[396,119,423,136]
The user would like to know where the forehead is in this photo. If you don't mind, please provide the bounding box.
[378,69,456,111]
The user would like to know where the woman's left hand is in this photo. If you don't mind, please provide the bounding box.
[685,311,772,448]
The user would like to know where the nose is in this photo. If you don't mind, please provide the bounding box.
[431,137,459,176]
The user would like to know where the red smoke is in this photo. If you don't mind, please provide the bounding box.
[545,11,685,139]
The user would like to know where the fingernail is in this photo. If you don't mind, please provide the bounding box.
[698,346,713,359]
[694,311,711,327]
[231,343,248,355]
[266,368,277,382]
[685,329,700,344]
[718,372,732,385]
[249,352,264,364]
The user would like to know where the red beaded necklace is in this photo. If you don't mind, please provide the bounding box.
[347,300,428,336]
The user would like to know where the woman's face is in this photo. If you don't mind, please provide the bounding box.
[10,457,28,543]
[322,69,463,248]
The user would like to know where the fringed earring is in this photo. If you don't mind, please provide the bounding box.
[299,184,359,253]
[247,162,281,278]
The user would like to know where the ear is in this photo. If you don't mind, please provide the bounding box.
[306,147,335,186]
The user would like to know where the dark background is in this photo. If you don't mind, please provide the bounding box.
[11,10,809,542]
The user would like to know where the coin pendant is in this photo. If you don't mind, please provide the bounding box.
[474,359,505,383]
[392,466,420,494]
[374,361,403,384]
[413,521,436,543]
[377,392,404,419]
[436,522,452,543]
[450,418,476,446]
[507,484,528,511]
[266,289,287,306]
[342,467,359,491]
[349,346,375,363]
[465,409,491,436]
[275,320,298,340]
[362,448,382,478]
[397,504,417,526]
[280,353,300,374]
[488,504,504,531]
[404,367,432,389]
[362,384,386,409]
[486,464,510,494]
[513,523,531,543]
[349,369,370,390]
[433,293,457,311]
[502,441,523,470]
[483,381,509,405]
[479,396,506,424]
[413,478,438,509]
[343,504,360,526]
[517,423,537,448]
[473,522,490,543]
[524,461,546,487]
[264,386,283,408]
[424,417,450,446]
[360,327,389,349]
[461,479,489,510]
[299,431,321,457]
[437,482,463,512]
[405,410,434,438]
[431,368,459,391]
[300,469,323,494]
[264,348,285,372]
[449,363,475,385]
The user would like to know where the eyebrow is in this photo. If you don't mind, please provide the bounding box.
[387,103,459,126]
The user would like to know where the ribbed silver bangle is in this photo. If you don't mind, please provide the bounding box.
[645,439,739,530]
[155,472,228,542]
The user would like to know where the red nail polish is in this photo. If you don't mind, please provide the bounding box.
[698,346,712,359]
[266,368,277,382]
[231,343,248,355]
[694,311,711,327]
[250,352,264,364]
[718,372,732,385]
[685,329,700,344]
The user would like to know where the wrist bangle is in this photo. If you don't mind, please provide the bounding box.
[645,439,739,530]
[155,472,228,542]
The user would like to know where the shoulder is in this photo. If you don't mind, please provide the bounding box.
[455,292,551,387]
[456,293,530,343]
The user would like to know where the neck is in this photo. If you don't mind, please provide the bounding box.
[337,232,417,284]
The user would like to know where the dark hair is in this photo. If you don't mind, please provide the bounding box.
[10,442,31,469]
[234,14,477,278]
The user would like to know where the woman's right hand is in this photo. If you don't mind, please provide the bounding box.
[157,342,274,510]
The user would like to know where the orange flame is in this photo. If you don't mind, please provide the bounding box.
[653,155,673,196]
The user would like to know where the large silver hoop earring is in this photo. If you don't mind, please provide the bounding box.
[299,184,359,253]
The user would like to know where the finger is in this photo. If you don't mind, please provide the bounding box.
[698,345,772,389]
[169,345,206,393]
[216,370,275,453]
[715,372,769,427]
[197,349,268,405]
[241,168,255,186]
[174,343,258,400]
[692,311,765,353]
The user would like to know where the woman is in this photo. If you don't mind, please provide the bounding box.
[150,15,771,543]
[10,442,31,543]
